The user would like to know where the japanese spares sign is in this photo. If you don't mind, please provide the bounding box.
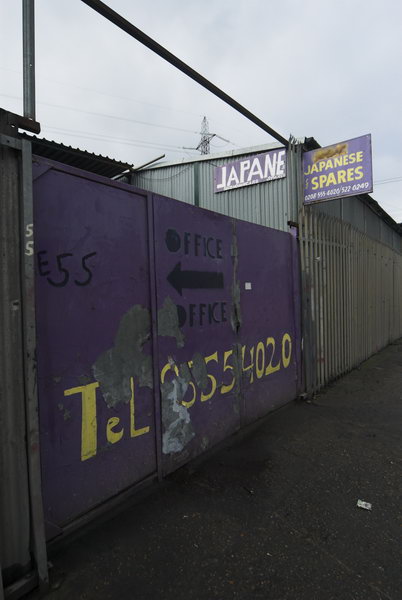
[303,134,373,204]
[214,148,286,193]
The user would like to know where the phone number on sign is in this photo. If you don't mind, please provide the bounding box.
[161,332,293,407]
[305,181,370,202]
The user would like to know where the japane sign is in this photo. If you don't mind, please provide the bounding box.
[303,134,373,204]
[214,148,286,193]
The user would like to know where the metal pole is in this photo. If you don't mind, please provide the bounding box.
[23,0,36,121]
[21,139,49,591]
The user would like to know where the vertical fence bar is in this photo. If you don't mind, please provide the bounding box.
[319,214,325,385]
[335,218,340,376]
[20,139,48,591]
[309,209,317,393]
[312,210,319,391]
[313,213,320,388]
[347,224,351,366]
[330,215,337,379]
[299,206,313,397]
[322,216,328,383]
[299,208,402,393]
[0,128,31,596]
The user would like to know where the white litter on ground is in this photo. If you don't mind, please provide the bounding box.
[357,500,372,510]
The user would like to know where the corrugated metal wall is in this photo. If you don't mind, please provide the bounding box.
[197,159,296,230]
[132,147,401,255]
[311,196,401,252]
[131,144,402,252]
[300,208,402,393]
[133,163,195,205]
[131,144,298,232]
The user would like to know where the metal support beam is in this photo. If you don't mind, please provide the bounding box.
[22,0,36,121]
[23,0,36,121]
[80,0,288,148]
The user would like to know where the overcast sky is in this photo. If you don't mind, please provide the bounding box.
[1,1,401,220]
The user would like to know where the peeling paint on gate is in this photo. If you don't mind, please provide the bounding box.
[92,304,153,408]
[157,296,185,348]
[34,163,158,530]
[34,163,301,533]
[188,352,209,392]
[153,196,242,474]
[161,376,195,454]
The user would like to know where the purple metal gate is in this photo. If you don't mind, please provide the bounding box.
[34,159,157,536]
[33,157,301,537]
[153,196,240,475]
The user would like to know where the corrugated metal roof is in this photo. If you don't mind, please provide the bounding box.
[19,133,133,179]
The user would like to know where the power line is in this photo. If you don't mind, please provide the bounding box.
[374,176,402,186]
[80,0,289,147]
[0,93,204,135]
[45,126,188,149]
[42,126,199,154]
[0,65,203,118]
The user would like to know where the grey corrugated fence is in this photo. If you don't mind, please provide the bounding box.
[300,208,402,393]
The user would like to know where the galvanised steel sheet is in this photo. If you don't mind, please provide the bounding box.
[33,158,157,535]
[152,195,240,475]
[235,221,302,424]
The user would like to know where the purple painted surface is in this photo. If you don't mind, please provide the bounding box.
[214,148,286,193]
[33,157,302,532]
[303,134,373,204]
[33,159,157,533]
[153,195,240,475]
[236,221,301,424]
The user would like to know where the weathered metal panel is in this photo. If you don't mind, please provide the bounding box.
[311,196,401,252]
[236,221,301,424]
[200,164,293,231]
[133,164,195,205]
[392,231,401,253]
[341,195,365,228]
[33,158,158,533]
[0,139,31,587]
[364,205,381,240]
[153,194,301,473]
[152,196,240,475]
[380,219,394,248]
[30,157,302,533]
[312,199,341,219]
[301,208,402,393]
[132,145,295,233]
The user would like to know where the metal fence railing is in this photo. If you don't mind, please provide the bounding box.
[300,208,402,394]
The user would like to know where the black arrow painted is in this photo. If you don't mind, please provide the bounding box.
[167,262,224,296]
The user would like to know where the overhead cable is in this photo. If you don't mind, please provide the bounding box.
[80,0,289,147]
